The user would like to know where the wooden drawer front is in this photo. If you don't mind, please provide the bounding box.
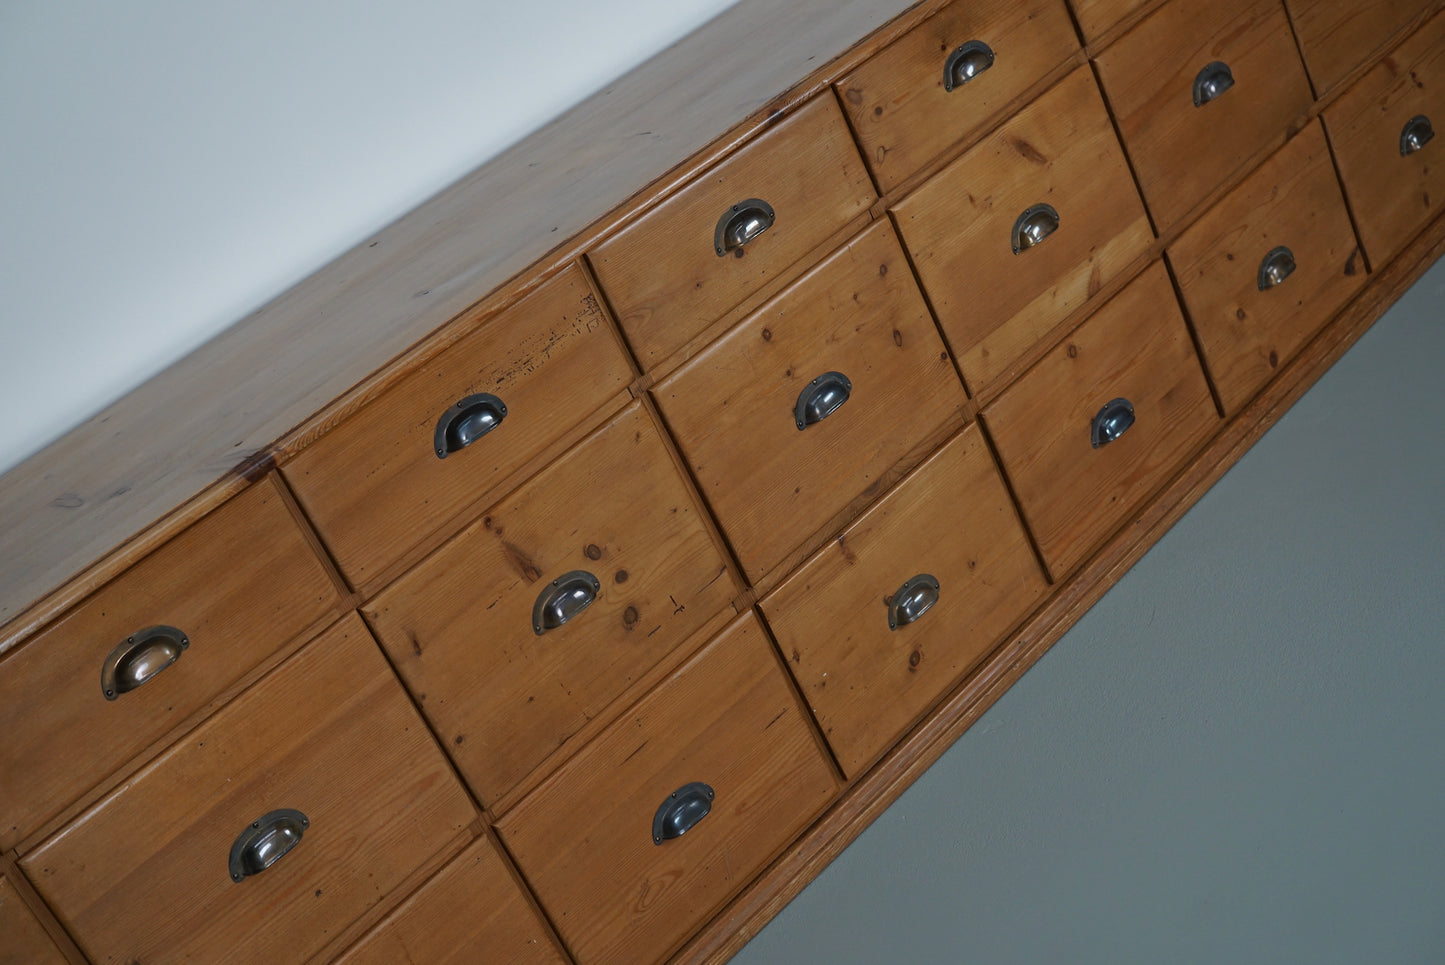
[588,94,876,370]
[836,0,1079,193]
[285,264,633,588]
[498,612,838,965]
[1286,0,1435,94]
[761,424,1047,778]
[1324,8,1445,266]
[1168,121,1365,416]
[365,401,735,809]
[1094,0,1314,231]
[0,476,338,852]
[1067,0,1151,43]
[0,875,67,965]
[22,615,476,965]
[653,220,965,583]
[984,261,1218,581]
[337,836,565,965]
[893,66,1153,394]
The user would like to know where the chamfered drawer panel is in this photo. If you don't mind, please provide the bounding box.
[1094,0,1314,231]
[653,219,965,583]
[284,263,633,587]
[835,0,1079,193]
[0,875,68,965]
[364,401,735,809]
[892,66,1153,394]
[1324,8,1445,266]
[0,475,339,852]
[588,93,877,370]
[497,611,838,965]
[1067,0,1151,42]
[1285,0,1435,94]
[761,423,1047,778]
[21,614,477,965]
[336,836,566,965]
[1168,121,1365,416]
[983,261,1219,581]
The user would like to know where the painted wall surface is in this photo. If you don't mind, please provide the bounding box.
[0,0,735,475]
[734,256,1445,963]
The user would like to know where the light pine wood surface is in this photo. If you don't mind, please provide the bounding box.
[364,402,737,810]
[1168,120,1365,415]
[1095,0,1314,231]
[836,0,1079,192]
[22,615,477,964]
[762,423,1048,777]
[892,65,1153,393]
[498,612,839,965]
[0,475,339,852]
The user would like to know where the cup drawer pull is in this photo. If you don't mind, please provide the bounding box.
[794,371,852,430]
[944,40,995,92]
[714,199,776,257]
[1192,61,1234,107]
[1257,245,1296,291]
[888,574,940,630]
[1091,397,1136,449]
[101,625,189,700]
[652,782,715,844]
[434,393,507,458]
[1011,203,1060,254]
[1401,115,1435,156]
[229,809,310,882]
[532,570,602,635]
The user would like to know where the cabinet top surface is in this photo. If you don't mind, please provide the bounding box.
[0,0,920,641]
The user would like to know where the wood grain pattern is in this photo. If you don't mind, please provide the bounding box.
[283,263,633,588]
[0,0,925,636]
[983,261,1219,581]
[497,611,838,965]
[335,836,566,965]
[892,66,1153,393]
[1168,121,1366,415]
[588,94,877,370]
[0,475,339,853]
[364,402,736,810]
[21,614,476,965]
[1095,0,1314,231]
[761,423,1047,777]
[653,220,966,583]
[1067,0,1153,42]
[677,190,1445,965]
[1323,7,1445,266]
[1285,0,1437,94]
[836,0,1079,192]
[0,875,68,965]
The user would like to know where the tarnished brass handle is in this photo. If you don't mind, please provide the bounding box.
[434,393,507,458]
[1401,115,1435,156]
[794,372,852,430]
[1193,61,1234,107]
[101,625,189,700]
[532,570,601,635]
[1091,398,1136,449]
[652,782,715,844]
[888,574,940,631]
[1012,203,1060,254]
[229,809,309,882]
[1257,246,1296,291]
[714,199,776,256]
[944,40,995,91]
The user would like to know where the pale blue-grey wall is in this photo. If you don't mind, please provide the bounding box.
[0,0,735,474]
[735,256,1445,963]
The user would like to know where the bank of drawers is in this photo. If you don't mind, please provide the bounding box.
[3,0,1439,961]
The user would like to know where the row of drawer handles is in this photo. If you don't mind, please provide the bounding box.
[222,781,711,888]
